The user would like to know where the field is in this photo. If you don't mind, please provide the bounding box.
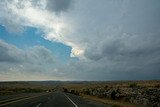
[0,81,57,95]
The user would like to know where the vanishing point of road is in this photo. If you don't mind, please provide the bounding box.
[0,91,111,107]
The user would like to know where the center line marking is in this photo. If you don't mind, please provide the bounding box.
[36,103,41,107]
[64,94,78,107]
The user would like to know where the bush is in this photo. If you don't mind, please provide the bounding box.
[104,85,108,89]
[111,90,116,100]
[71,90,75,94]
[63,88,68,92]
[70,90,79,95]
[84,88,90,95]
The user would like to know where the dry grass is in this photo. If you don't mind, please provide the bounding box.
[81,94,141,107]
[62,80,160,107]
[61,80,160,91]
[0,81,56,95]
[0,81,55,89]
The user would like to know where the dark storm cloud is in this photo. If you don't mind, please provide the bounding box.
[46,0,73,13]
[84,32,160,61]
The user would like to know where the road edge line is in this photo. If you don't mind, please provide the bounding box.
[64,93,78,107]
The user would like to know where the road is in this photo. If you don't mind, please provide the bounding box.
[0,91,111,107]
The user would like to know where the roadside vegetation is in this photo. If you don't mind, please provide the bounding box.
[0,81,55,95]
[62,80,160,107]
[0,87,45,95]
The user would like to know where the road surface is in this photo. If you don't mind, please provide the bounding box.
[0,91,111,107]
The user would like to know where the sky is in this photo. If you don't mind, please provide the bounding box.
[0,0,160,81]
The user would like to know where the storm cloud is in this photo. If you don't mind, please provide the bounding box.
[46,0,73,13]
[0,0,160,80]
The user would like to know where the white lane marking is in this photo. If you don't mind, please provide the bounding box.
[36,103,41,107]
[64,94,78,107]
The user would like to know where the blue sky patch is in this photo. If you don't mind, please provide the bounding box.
[0,25,71,62]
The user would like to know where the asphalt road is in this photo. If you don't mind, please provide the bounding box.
[0,92,111,107]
